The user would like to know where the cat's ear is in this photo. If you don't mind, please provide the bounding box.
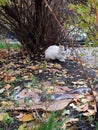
[59,44,62,47]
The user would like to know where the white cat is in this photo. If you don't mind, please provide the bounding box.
[45,45,66,62]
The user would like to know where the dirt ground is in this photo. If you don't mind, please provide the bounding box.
[0,49,98,130]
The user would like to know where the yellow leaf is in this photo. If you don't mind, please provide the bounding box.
[19,114,34,122]
[53,64,62,69]
[1,101,10,106]
[0,113,5,121]
[23,59,27,64]
[18,123,27,130]
[47,86,54,93]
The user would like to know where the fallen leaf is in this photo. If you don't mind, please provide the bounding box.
[76,103,88,112]
[0,113,5,121]
[0,88,5,94]
[1,101,10,106]
[0,113,12,122]
[27,121,41,130]
[62,118,79,129]
[55,80,65,85]
[23,76,29,80]
[72,80,86,85]
[18,123,27,130]
[66,118,79,124]
[81,98,88,103]
[47,86,55,93]
[83,109,95,116]
[42,113,50,119]
[5,84,11,90]
[4,75,16,82]
[27,65,43,70]
[53,64,62,69]
[1,101,13,108]
[19,114,34,122]
[14,89,40,102]
[47,99,72,111]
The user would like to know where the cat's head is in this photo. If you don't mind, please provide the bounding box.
[59,45,66,54]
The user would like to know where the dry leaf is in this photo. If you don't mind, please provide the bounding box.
[55,80,65,85]
[0,113,5,121]
[23,76,29,80]
[27,65,43,70]
[0,88,5,94]
[62,118,79,129]
[66,118,79,124]
[47,86,55,93]
[4,75,16,82]
[83,110,95,116]
[81,98,88,103]
[19,114,34,122]
[1,101,10,106]
[72,80,85,85]
[5,84,11,90]
[47,99,72,111]
[53,64,62,69]
[18,123,27,130]
[27,121,41,130]
[14,89,40,102]
[76,103,88,112]
[42,113,50,119]
[1,101,13,108]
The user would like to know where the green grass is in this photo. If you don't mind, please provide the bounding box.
[95,122,98,130]
[0,41,21,49]
[38,113,55,130]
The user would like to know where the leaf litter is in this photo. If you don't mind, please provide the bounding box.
[0,49,98,129]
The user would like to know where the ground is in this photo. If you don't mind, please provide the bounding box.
[0,48,98,130]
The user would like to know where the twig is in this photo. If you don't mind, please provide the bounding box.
[35,109,44,122]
